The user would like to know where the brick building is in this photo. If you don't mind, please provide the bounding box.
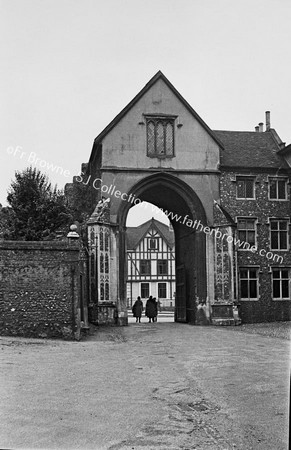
[126,218,175,309]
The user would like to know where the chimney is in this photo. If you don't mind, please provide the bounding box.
[259,122,264,132]
[255,126,259,132]
[265,111,271,131]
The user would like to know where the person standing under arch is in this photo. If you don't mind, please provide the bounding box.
[145,296,157,323]
[132,296,143,323]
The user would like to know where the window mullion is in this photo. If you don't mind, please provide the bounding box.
[154,120,157,154]
[163,122,167,155]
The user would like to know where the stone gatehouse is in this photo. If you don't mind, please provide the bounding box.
[65,71,291,326]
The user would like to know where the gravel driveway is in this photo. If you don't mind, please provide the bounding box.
[1,321,290,450]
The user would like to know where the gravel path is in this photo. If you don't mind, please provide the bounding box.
[224,321,291,340]
[1,322,289,450]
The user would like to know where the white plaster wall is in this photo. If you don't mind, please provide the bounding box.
[100,78,220,171]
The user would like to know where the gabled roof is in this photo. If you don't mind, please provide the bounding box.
[278,143,291,156]
[92,70,223,149]
[214,130,289,169]
[126,217,174,250]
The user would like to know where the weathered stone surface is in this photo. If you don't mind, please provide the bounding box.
[0,241,81,339]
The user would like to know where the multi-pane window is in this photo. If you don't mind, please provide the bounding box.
[236,177,255,199]
[141,283,149,298]
[158,283,167,298]
[270,220,288,250]
[239,268,258,300]
[157,260,168,275]
[269,178,287,200]
[148,237,158,251]
[272,269,290,299]
[140,260,151,275]
[237,218,256,246]
[147,117,174,157]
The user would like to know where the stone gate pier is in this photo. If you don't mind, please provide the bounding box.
[86,198,127,326]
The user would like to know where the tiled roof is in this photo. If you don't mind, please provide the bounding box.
[214,130,289,169]
[126,218,174,250]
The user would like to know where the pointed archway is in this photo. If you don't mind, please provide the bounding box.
[118,172,207,324]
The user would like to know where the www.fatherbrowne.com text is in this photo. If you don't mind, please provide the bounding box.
[77,173,284,264]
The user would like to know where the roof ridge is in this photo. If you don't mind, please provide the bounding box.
[90,71,223,161]
[126,216,169,230]
[214,129,266,134]
[126,217,174,250]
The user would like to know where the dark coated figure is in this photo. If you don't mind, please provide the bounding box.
[132,296,143,323]
[145,296,158,323]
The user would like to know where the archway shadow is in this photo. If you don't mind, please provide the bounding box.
[118,173,207,324]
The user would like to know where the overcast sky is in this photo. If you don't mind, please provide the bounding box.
[1,0,290,225]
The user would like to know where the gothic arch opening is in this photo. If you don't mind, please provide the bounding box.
[118,173,207,324]
[126,202,175,322]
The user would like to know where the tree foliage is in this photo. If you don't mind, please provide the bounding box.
[0,205,15,240]
[5,167,72,240]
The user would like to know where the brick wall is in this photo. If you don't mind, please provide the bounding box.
[0,241,81,339]
[220,171,291,323]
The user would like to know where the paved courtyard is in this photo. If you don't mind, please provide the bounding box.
[0,322,290,450]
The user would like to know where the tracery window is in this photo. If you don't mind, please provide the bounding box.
[146,117,174,157]
[99,226,110,302]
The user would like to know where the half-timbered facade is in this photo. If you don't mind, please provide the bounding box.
[126,218,175,309]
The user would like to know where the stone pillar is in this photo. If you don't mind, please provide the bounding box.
[211,225,240,325]
[79,246,89,330]
[87,199,118,326]
[115,225,128,326]
[205,232,215,322]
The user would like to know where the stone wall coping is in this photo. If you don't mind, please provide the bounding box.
[0,240,80,251]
